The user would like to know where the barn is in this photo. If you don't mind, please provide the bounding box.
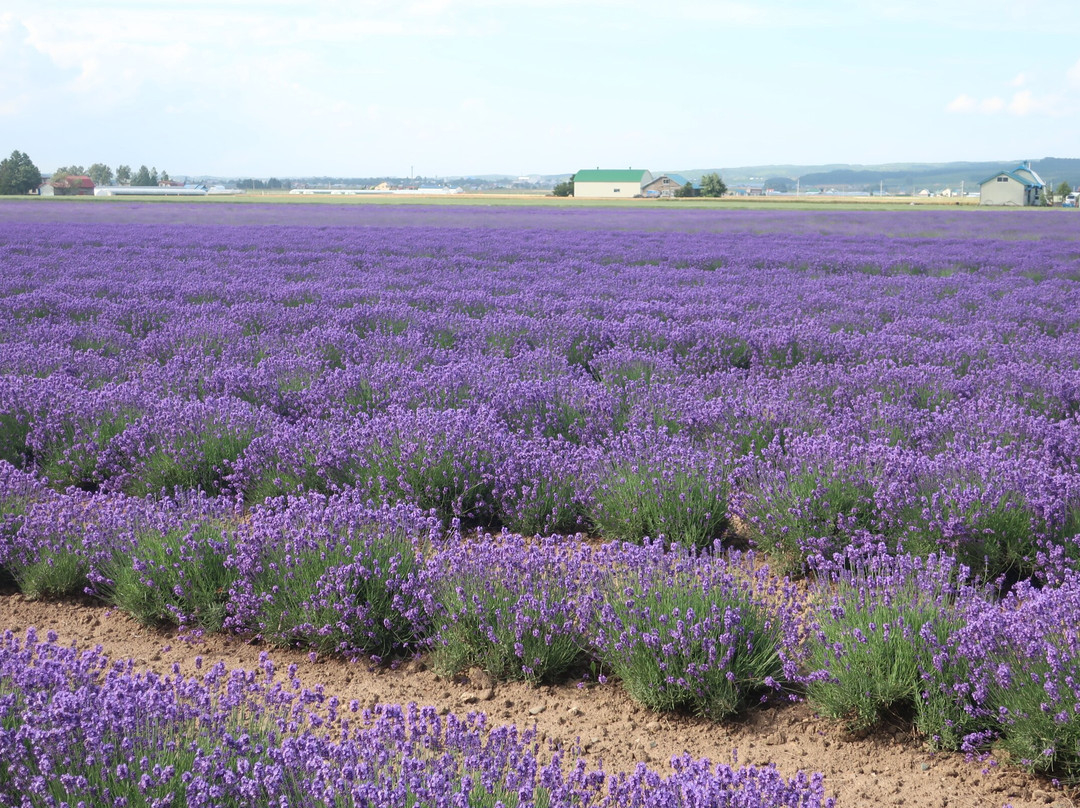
[40,175,95,196]
[573,169,653,199]
[978,163,1045,206]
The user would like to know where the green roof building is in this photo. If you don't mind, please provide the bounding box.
[573,168,653,198]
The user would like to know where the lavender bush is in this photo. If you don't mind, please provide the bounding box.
[91,498,239,630]
[946,575,1080,775]
[226,493,439,659]
[592,542,802,720]
[805,550,982,738]
[426,532,599,682]
[592,431,732,549]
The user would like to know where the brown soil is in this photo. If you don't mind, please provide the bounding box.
[2,592,1075,808]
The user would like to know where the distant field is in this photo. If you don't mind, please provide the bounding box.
[6,190,1001,210]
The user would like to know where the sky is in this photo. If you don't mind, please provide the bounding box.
[2,0,1080,178]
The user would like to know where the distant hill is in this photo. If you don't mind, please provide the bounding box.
[671,158,1080,191]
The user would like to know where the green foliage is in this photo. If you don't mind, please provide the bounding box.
[50,165,85,183]
[700,172,728,198]
[12,549,88,600]
[86,163,114,186]
[598,552,787,720]
[552,176,574,197]
[739,463,879,575]
[806,559,970,737]
[0,413,30,468]
[37,409,139,491]
[0,150,42,195]
[132,165,157,187]
[593,461,730,549]
[674,181,697,198]
[253,522,425,658]
[115,164,132,185]
[95,520,237,631]
[126,428,255,497]
[432,573,584,684]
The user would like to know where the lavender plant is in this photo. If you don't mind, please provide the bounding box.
[91,506,239,631]
[592,542,800,720]
[227,494,438,659]
[805,550,981,737]
[427,532,599,683]
[948,575,1080,776]
[592,432,731,549]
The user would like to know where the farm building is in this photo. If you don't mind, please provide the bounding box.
[978,162,1045,206]
[642,174,697,197]
[573,169,653,198]
[39,175,95,196]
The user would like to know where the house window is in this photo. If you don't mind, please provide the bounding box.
[997,176,1008,182]
[613,188,620,193]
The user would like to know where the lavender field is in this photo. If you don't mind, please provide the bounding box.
[4,200,1080,805]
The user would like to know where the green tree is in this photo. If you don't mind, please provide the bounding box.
[87,163,114,186]
[115,164,132,185]
[51,165,86,182]
[0,150,43,195]
[552,174,574,197]
[132,165,153,186]
[1056,181,1072,203]
[700,172,727,197]
[674,181,697,198]
[160,169,170,184]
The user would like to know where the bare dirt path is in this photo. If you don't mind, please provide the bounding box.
[2,592,1074,808]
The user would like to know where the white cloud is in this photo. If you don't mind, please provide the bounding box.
[946,94,976,113]
[1008,89,1038,115]
[1068,57,1080,87]
[980,96,1005,113]
[1009,72,1028,87]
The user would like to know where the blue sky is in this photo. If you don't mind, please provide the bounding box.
[2,0,1079,178]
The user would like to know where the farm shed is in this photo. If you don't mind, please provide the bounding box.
[39,175,95,196]
[574,169,653,198]
[978,162,1045,206]
[642,174,696,197]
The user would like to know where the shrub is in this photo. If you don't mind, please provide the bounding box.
[806,550,979,738]
[951,575,1080,775]
[1,490,98,599]
[427,533,598,683]
[736,441,880,574]
[592,542,799,720]
[592,432,731,549]
[91,502,239,631]
[493,437,597,536]
[228,494,438,659]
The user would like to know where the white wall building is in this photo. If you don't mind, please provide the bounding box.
[573,169,653,198]
[978,163,1045,206]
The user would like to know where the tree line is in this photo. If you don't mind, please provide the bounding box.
[52,163,172,187]
[0,150,180,194]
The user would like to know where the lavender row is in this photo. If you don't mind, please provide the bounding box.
[6,466,1080,772]
[0,474,799,715]
[0,628,834,808]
